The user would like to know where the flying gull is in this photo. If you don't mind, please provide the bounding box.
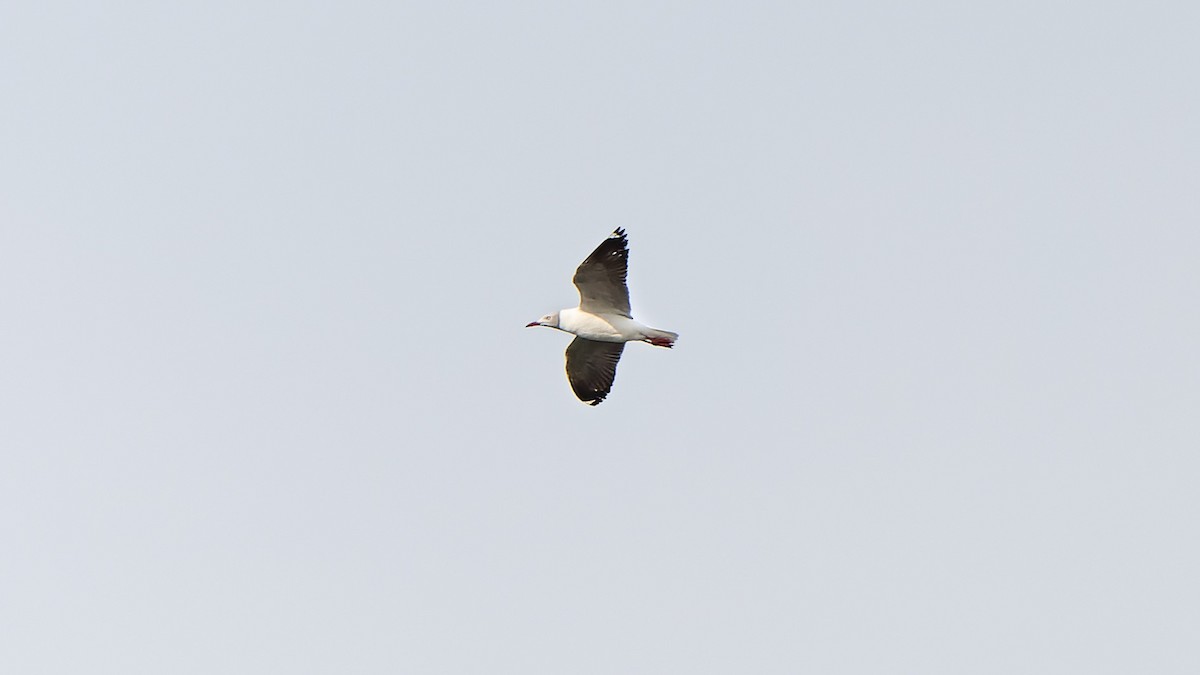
[527,228,678,405]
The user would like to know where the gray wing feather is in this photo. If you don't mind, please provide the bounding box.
[565,337,625,406]
[572,228,631,317]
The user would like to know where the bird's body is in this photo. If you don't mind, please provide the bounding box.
[558,308,668,344]
[527,228,677,405]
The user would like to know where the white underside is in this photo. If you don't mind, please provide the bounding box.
[559,308,652,343]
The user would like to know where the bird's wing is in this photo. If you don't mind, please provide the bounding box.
[564,337,625,406]
[572,228,632,317]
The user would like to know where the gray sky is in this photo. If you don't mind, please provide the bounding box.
[2,2,1197,673]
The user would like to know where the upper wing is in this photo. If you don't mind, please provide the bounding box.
[564,337,625,406]
[572,228,631,317]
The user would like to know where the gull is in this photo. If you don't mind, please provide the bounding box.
[527,228,678,405]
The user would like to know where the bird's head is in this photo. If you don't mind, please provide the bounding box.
[526,312,560,329]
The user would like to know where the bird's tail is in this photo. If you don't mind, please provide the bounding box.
[642,328,678,348]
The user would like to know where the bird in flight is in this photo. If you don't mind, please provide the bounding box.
[527,228,678,405]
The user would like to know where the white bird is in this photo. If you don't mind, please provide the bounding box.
[527,228,678,405]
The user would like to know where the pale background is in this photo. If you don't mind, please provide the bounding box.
[2,2,1197,673]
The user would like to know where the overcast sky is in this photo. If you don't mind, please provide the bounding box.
[2,2,1197,673]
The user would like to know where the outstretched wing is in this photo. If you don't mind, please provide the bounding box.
[572,228,631,317]
[564,337,625,406]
